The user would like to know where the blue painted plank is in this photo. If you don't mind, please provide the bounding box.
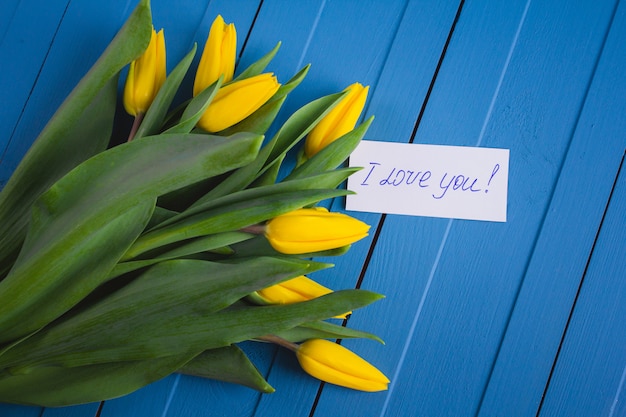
[539,159,626,417]
[99,375,181,417]
[0,404,42,417]
[316,0,620,416]
[0,0,70,182]
[478,1,626,414]
[0,0,22,44]
[157,341,276,417]
[42,403,100,417]
[0,0,136,185]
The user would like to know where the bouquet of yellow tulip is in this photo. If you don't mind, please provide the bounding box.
[0,0,388,407]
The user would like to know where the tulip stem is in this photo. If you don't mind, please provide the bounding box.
[240,224,265,235]
[257,335,299,352]
[127,113,145,142]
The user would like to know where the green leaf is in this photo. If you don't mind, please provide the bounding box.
[179,345,274,393]
[200,290,384,350]
[0,0,153,278]
[0,257,332,369]
[125,188,349,259]
[285,115,374,181]
[146,206,179,229]
[162,75,222,135]
[250,153,285,187]
[162,167,359,228]
[110,231,255,277]
[0,201,155,347]
[134,44,198,138]
[272,320,384,344]
[266,91,347,166]
[0,354,193,407]
[228,234,352,259]
[0,133,263,344]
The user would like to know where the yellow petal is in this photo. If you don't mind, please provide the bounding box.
[154,29,167,90]
[123,28,167,116]
[123,61,138,116]
[257,276,332,304]
[296,339,389,392]
[197,73,280,132]
[305,83,369,157]
[194,15,237,96]
[265,208,370,254]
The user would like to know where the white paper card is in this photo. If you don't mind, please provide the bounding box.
[346,141,509,222]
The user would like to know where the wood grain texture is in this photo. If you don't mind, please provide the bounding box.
[320,0,621,416]
[0,0,70,183]
[539,157,626,416]
[478,1,626,414]
[0,0,624,416]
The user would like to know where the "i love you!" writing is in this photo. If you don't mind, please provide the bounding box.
[359,162,501,200]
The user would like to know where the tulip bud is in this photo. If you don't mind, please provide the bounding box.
[193,15,237,97]
[296,339,389,392]
[196,73,280,132]
[304,82,369,158]
[257,276,332,304]
[123,28,166,116]
[265,207,369,255]
[254,276,350,319]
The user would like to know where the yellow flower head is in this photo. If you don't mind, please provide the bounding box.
[265,207,370,255]
[257,276,332,304]
[256,276,350,318]
[196,73,280,132]
[123,28,166,116]
[296,339,389,392]
[304,82,369,157]
[193,15,237,96]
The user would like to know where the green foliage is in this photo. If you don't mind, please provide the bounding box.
[0,0,380,406]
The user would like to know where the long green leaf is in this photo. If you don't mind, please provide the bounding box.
[285,116,374,181]
[0,0,153,278]
[272,320,384,344]
[110,231,254,277]
[157,167,359,229]
[124,188,349,259]
[179,345,274,393]
[0,133,263,344]
[0,257,332,369]
[134,44,198,138]
[0,353,193,407]
[226,234,351,259]
[162,75,222,135]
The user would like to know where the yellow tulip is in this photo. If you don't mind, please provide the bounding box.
[196,73,280,132]
[304,82,369,157]
[255,276,350,319]
[193,15,237,97]
[265,207,369,254]
[257,276,332,304]
[296,339,389,392]
[123,28,166,116]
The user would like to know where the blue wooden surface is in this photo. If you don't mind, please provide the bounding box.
[1,0,625,416]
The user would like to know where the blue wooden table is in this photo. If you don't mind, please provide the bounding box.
[1,0,625,416]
